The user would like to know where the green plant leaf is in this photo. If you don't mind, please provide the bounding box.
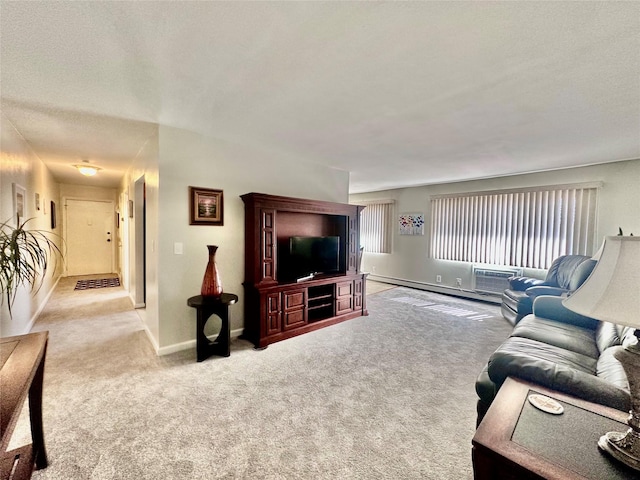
[1,218,63,315]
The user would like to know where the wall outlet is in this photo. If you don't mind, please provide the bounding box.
[456,278,462,287]
[372,265,376,273]
[436,275,442,283]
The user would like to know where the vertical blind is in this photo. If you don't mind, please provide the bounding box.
[430,184,599,269]
[360,200,394,253]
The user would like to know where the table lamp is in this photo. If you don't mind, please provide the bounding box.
[563,236,640,471]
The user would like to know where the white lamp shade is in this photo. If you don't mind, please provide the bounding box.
[563,236,640,328]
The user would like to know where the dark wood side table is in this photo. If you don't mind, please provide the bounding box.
[187,293,238,362]
[1,331,49,480]
[472,377,640,480]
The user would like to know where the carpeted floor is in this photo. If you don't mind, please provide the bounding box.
[14,277,513,479]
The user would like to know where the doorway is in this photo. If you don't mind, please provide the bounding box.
[64,199,115,276]
[133,178,146,307]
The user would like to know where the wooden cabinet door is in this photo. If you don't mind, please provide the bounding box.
[283,289,307,330]
[265,292,281,336]
[335,281,354,316]
[260,209,277,283]
[347,214,359,273]
[353,278,364,312]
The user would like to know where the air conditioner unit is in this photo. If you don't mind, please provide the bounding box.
[472,266,523,295]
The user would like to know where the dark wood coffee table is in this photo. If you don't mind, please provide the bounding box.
[472,377,640,479]
[1,331,49,480]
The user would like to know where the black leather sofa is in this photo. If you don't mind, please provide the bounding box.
[501,255,596,325]
[476,296,631,425]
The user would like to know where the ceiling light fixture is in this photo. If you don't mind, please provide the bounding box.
[73,161,101,177]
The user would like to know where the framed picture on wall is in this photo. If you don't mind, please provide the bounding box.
[50,201,57,229]
[189,187,224,226]
[398,212,425,235]
[12,183,26,225]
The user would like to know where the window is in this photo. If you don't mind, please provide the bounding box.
[430,183,600,269]
[360,200,394,253]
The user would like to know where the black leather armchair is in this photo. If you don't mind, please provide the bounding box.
[500,254,596,325]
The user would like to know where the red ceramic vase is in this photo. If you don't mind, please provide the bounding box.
[201,245,223,298]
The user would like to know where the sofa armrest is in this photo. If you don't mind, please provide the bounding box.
[526,285,569,299]
[532,296,600,330]
[508,276,545,291]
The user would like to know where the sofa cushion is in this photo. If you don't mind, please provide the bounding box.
[486,337,630,412]
[512,316,599,359]
[567,259,597,290]
[621,326,638,347]
[545,254,592,290]
[596,346,629,391]
[488,337,597,387]
[595,322,623,354]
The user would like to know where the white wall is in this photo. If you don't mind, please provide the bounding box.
[350,159,640,300]
[121,130,160,349]
[154,126,350,352]
[1,115,62,336]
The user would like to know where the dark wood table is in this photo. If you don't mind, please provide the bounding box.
[187,293,238,362]
[0,331,49,480]
[472,377,640,480]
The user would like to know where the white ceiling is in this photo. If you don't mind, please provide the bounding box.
[1,1,639,192]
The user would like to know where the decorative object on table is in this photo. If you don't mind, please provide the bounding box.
[563,236,640,471]
[528,394,564,415]
[398,213,424,235]
[189,187,224,226]
[0,218,62,315]
[200,245,223,298]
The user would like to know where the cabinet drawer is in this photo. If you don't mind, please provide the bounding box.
[336,296,353,315]
[283,309,306,330]
[336,281,353,298]
[283,290,305,309]
[282,289,307,330]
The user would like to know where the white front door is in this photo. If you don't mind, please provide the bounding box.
[65,199,114,276]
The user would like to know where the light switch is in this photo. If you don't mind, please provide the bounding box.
[174,242,183,255]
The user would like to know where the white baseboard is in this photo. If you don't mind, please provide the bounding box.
[155,327,245,356]
[142,323,160,354]
[367,274,501,305]
[27,275,62,333]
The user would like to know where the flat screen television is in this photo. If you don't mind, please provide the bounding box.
[286,236,341,280]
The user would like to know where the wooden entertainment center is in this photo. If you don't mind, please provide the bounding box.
[241,193,368,348]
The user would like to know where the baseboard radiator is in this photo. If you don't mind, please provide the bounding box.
[472,266,523,295]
